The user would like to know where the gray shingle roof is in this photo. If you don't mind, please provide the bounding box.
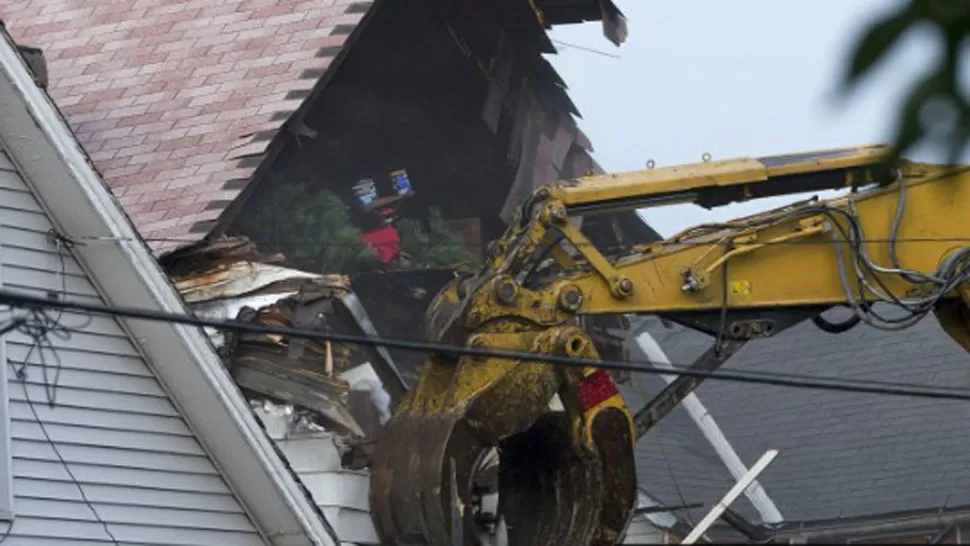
[623,312,970,524]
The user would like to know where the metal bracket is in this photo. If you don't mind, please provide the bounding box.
[633,339,746,439]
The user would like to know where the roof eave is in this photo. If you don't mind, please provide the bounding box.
[0,25,338,546]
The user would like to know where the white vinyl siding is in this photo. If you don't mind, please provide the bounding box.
[0,291,13,521]
[0,148,265,545]
[254,407,378,545]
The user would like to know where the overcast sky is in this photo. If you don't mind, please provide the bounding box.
[548,0,965,237]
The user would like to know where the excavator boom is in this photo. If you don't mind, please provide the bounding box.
[370,144,970,545]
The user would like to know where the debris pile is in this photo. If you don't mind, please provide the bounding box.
[161,236,410,464]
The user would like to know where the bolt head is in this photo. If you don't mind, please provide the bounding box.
[559,286,584,311]
[495,278,518,305]
[619,278,634,294]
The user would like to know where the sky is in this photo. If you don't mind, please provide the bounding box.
[547,0,966,237]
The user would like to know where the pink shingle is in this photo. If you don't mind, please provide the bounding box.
[1,0,374,254]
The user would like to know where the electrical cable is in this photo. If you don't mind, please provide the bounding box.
[129,236,970,249]
[4,288,970,403]
[13,350,119,545]
[0,233,115,544]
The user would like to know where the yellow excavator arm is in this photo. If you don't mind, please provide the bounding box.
[369,145,970,546]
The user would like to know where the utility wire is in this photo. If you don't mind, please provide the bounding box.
[4,288,970,403]
[2,286,967,400]
[0,233,115,544]
[126,236,970,249]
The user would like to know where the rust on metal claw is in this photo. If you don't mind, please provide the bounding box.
[371,401,638,545]
[372,412,485,545]
[370,281,638,545]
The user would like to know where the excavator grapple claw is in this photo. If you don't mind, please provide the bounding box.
[371,411,485,545]
[370,324,638,545]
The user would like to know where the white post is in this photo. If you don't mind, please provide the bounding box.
[681,449,780,545]
[635,331,785,524]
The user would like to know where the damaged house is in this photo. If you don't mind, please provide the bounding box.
[1,0,671,544]
[0,25,338,545]
[9,0,962,543]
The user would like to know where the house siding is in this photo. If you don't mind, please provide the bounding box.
[0,148,265,545]
[253,407,377,546]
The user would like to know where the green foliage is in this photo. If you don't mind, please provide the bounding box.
[235,177,479,275]
[238,178,381,274]
[395,207,481,272]
[843,1,970,164]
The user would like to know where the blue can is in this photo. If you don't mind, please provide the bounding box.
[390,169,413,196]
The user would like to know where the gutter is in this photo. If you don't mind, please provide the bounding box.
[633,330,785,525]
[771,505,970,542]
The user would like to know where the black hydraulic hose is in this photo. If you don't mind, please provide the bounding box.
[812,304,866,334]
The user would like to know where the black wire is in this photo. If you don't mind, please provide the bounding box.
[4,292,969,398]
[0,232,114,544]
[135,236,970,249]
[13,349,119,545]
[4,288,970,403]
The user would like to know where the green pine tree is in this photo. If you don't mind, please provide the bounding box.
[395,207,480,272]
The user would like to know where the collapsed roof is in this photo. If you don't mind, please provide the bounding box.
[0,0,642,256]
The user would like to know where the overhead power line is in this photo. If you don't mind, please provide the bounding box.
[2,288,970,403]
[128,235,970,248]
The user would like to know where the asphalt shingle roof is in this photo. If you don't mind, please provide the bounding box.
[625,312,970,524]
[0,0,374,253]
